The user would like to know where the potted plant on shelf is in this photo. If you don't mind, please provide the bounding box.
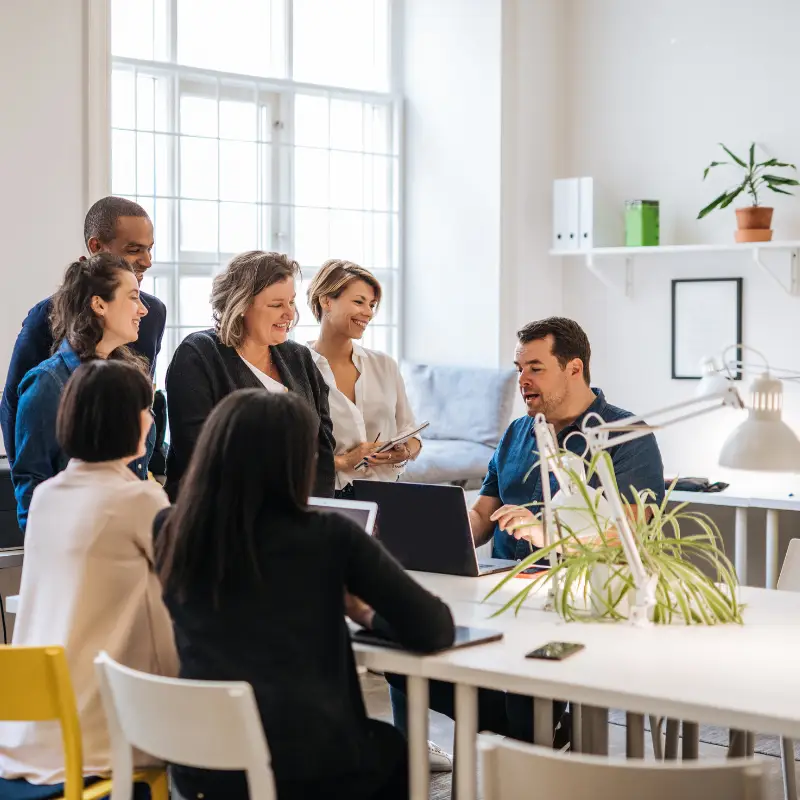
[486,451,742,625]
[698,143,799,242]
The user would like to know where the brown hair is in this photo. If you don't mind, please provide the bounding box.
[49,253,149,371]
[58,360,153,462]
[517,317,592,386]
[306,259,383,323]
[211,251,301,349]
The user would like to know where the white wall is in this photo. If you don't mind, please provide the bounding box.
[562,0,800,491]
[0,0,89,385]
[402,0,502,367]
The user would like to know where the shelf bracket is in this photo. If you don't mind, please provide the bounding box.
[752,247,799,295]
[585,253,633,298]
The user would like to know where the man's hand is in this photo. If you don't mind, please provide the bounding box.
[344,592,375,629]
[490,505,546,548]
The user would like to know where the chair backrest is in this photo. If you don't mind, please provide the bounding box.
[94,651,276,800]
[778,538,800,591]
[480,738,764,800]
[0,646,84,800]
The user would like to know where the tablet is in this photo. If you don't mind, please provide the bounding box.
[351,624,503,653]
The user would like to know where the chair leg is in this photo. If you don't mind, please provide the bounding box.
[649,716,664,760]
[728,729,748,758]
[664,719,680,760]
[681,722,699,760]
[781,738,797,800]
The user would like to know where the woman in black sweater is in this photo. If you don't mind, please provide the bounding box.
[164,251,335,500]
[155,389,454,800]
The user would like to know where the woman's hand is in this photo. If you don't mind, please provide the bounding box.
[336,442,384,472]
[345,592,375,628]
[490,505,546,547]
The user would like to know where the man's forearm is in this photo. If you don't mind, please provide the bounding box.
[469,509,494,548]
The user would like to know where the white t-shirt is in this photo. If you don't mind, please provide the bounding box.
[308,343,418,490]
[240,356,288,394]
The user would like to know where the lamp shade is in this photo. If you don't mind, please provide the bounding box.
[696,358,732,398]
[718,373,800,472]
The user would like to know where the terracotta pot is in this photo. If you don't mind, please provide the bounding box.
[735,206,773,242]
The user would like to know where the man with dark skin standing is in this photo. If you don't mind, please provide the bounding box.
[0,197,167,465]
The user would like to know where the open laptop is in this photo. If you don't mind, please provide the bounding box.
[309,497,378,535]
[352,481,518,576]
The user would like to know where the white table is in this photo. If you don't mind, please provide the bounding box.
[670,490,800,588]
[353,571,800,800]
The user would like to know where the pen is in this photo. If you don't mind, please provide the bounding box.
[356,433,382,470]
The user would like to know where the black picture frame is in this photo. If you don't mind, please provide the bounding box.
[671,278,743,380]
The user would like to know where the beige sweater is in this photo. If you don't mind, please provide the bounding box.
[0,460,178,785]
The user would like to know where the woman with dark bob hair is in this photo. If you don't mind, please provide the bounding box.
[156,389,454,800]
[0,360,177,798]
[11,253,154,533]
[164,250,335,500]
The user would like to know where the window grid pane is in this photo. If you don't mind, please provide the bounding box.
[111,1,400,374]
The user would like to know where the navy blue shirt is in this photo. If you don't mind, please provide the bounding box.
[481,389,665,561]
[0,291,165,466]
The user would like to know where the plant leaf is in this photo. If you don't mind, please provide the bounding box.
[703,161,727,180]
[767,185,794,196]
[697,192,731,219]
[749,143,755,168]
[762,175,800,185]
[720,143,747,168]
[719,186,744,209]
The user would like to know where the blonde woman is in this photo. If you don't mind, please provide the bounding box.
[164,251,335,501]
[306,260,422,498]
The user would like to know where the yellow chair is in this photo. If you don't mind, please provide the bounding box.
[0,646,168,800]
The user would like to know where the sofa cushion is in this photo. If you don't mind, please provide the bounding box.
[400,363,516,447]
[400,439,495,486]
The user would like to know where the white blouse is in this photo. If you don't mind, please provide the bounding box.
[241,356,288,394]
[308,343,419,490]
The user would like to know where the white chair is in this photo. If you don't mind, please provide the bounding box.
[94,651,277,800]
[775,538,800,800]
[480,737,764,800]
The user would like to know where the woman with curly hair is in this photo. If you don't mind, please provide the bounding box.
[11,252,153,533]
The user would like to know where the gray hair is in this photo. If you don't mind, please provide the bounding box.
[212,251,301,349]
[83,196,150,246]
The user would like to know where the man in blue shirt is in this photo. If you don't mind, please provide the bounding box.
[0,197,167,466]
[469,316,664,558]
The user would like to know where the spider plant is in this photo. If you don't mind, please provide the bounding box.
[485,450,743,625]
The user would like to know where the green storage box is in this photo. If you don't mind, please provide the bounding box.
[625,200,660,247]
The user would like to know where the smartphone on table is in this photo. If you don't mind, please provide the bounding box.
[525,641,585,660]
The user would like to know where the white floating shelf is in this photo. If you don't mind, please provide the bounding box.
[548,240,800,258]
[548,241,800,297]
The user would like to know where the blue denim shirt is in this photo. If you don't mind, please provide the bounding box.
[480,389,665,561]
[11,342,155,533]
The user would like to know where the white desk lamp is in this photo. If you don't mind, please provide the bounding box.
[697,345,800,471]
[531,376,800,627]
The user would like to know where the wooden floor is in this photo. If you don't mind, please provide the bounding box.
[361,671,797,800]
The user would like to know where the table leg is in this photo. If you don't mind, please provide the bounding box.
[735,507,748,586]
[533,697,554,747]
[650,716,664,760]
[571,704,583,753]
[766,509,780,589]
[454,684,478,800]
[728,729,748,758]
[407,676,430,800]
[626,713,645,759]
[665,719,680,760]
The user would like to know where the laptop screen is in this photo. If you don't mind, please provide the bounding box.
[308,497,377,535]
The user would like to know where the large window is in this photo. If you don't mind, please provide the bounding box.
[110,0,401,388]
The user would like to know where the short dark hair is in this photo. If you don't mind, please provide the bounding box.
[57,360,153,462]
[517,317,592,385]
[156,390,317,606]
[84,196,150,247]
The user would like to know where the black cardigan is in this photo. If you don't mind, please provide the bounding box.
[164,330,335,500]
[156,506,454,795]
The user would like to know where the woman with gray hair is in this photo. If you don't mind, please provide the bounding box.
[164,251,335,500]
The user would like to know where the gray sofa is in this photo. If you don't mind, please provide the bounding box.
[399,362,517,488]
